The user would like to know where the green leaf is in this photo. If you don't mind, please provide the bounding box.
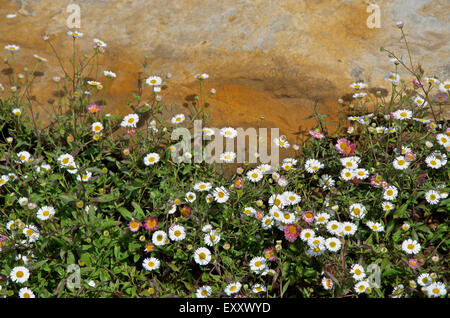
[118,207,133,220]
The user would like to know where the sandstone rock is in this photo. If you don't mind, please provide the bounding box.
[0,0,448,143]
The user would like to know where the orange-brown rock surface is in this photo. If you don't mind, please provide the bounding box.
[1,0,449,142]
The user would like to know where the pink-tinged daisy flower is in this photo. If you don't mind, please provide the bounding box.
[309,130,324,139]
[129,219,142,232]
[180,205,191,218]
[336,138,355,156]
[284,224,301,242]
[144,216,158,231]
[413,79,424,88]
[408,258,420,269]
[404,152,416,162]
[88,104,101,114]
[264,247,278,262]
[302,211,315,223]
[370,174,384,188]
[434,93,448,103]
[234,177,244,189]
[255,210,265,221]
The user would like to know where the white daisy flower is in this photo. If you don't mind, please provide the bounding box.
[306,245,325,257]
[33,54,47,62]
[319,174,335,190]
[423,77,439,85]
[279,212,296,224]
[220,152,236,163]
[425,190,440,205]
[76,171,92,182]
[268,194,285,208]
[201,127,215,137]
[10,266,30,283]
[246,169,263,182]
[273,136,290,149]
[282,191,301,206]
[12,108,22,116]
[383,186,398,201]
[417,273,432,287]
[67,30,83,38]
[252,284,267,293]
[17,151,31,163]
[315,212,330,224]
[341,168,355,181]
[354,280,370,294]
[18,287,35,298]
[326,221,341,236]
[196,286,212,298]
[304,159,324,173]
[5,44,20,51]
[212,186,229,203]
[340,156,360,169]
[366,221,384,232]
[91,122,104,133]
[425,156,442,169]
[349,203,367,220]
[322,277,333,290]
[401,239,421,254]
[350,82,367,90]
[224,282,241,296]
[426,282,447,297]
[354,168,369,180]
[436,133,450,147]
[142,257,160,271]
[300,229,315,242]
[220,127,238,139]
[93,38,107,47]
[382,201,394,212]
[103,70,116,78]
[413,96,427,108]
[146,76,162,86]
[185,191,196,203]
[193,182,212,192]
[194,247,211,266]
[204,230,220,246]
[341,222,357,236]
[152,230,168,246]
[18,197,29,206]
[431,151,447,165]
[249,256,267,274]
[393,156,410,170]
[351,264,366,281]
[325,237,341,252]
[87,80,101,86]
[261,216,274,229]
[171,113,185,124]
[120,113,139,128]
[143,153,160,166]
[258,163,273,174]
[36,206,55,221]
[385,72,400,84]
[392,284,404,298]
[438,80,450,93]
[243,206,256,217]
[168,225,186,241]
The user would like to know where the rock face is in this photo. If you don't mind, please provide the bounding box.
[1,0,449,141]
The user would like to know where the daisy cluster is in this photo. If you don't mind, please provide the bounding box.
[0,27,448,299]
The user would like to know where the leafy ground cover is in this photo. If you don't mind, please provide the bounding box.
[0,25,448,298]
